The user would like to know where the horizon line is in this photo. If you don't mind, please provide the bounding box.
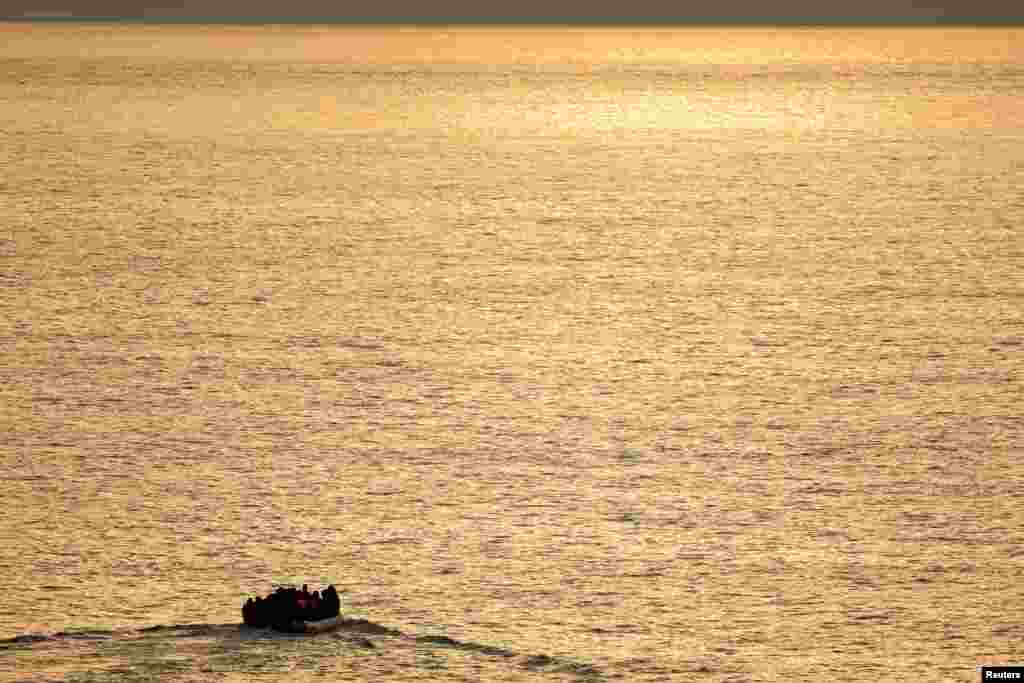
[4,14,1024,27]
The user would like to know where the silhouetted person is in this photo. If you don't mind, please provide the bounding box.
[323,585,340,618]
[254,596,269,627]
[242,598,254,626]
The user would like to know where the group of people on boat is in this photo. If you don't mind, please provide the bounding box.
[242,584,341,629]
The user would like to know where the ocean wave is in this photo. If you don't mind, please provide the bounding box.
[1,619,603,681]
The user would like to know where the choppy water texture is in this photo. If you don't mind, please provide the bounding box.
[1,23,1022,681]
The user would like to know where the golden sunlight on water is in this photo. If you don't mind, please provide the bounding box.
[0,23,1022,682]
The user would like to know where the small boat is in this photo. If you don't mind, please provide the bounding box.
[242,584,342,632]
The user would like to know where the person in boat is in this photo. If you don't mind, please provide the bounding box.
[272,589,297,631]
[242,598,254,626]
[244,596,269,628]
[322,585,340,619]
[308,591,320,618]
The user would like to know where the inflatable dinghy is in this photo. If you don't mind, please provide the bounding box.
[242,584,342,632]
[285,615,347,634]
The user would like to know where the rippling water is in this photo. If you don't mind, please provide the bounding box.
[1,23,1022,681]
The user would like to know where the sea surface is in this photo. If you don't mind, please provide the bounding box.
[1,23,1022,682]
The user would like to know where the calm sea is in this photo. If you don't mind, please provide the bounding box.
[1,22,1021,682]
